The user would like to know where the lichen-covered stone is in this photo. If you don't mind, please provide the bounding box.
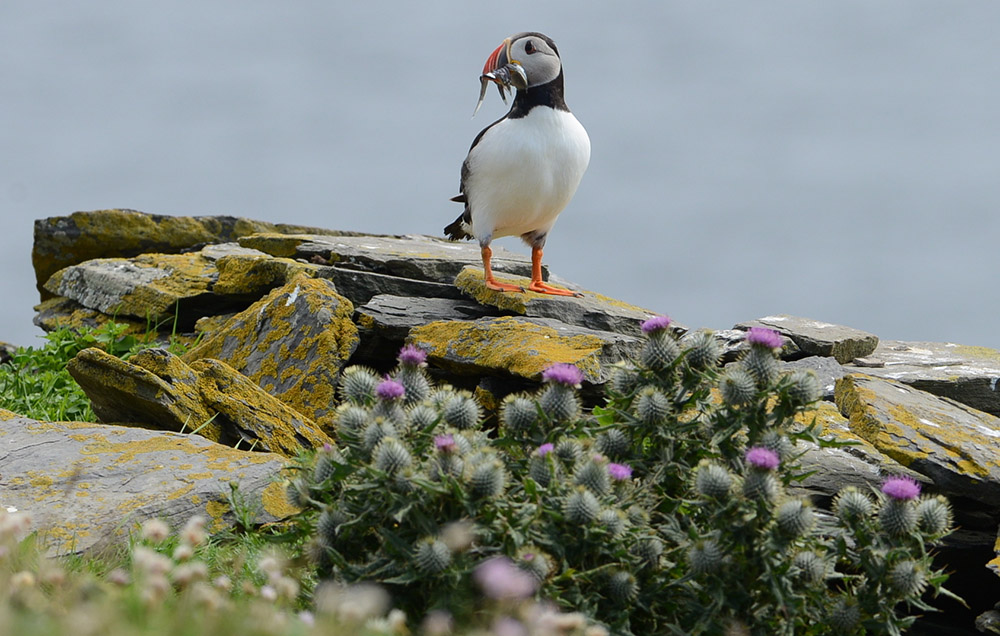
[66,347,220,440]
[33,296,150,336]
[44,252,245,328]
[212,253,322,298]
[192,358,334,455]
[32,209,348,300]
[409,315,642,385]
[239,233,534,284]
[835,373,1000,507]
[353,294,495,364]
[320,266,465,306]
[737,315,878,363]
[845,340,1000,416]
[0,414,294,556]
[183,275,358,429]
[454,266,657,334]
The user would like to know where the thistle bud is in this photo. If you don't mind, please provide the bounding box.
[792,551,827,585]
[879,499,918,537]
[598,508,628,539]
[563,487,601,525]
[335,404,372,437]
[500,394,538,434]
[607,570,638,604]
[742,348,780,389]
[554,439,582,464]
[362,419,396,454]
[694,461,733,499]
[776,499,814,537]
[468,459,506,498]
[595,429,630,458]
[407,404,438,431]
[414,538,452,575]
[833,487,873,525]
[442,393,481,430]
[719,367,757,407]
[631,536,664,568]
[889,560,927,599]
[916,495,952,536]
[574,456,611,496]
[786,369,821,406]
[316,507,348,547]
[538,384,581,423]
[682,329,721,371]
[634,387,670,425]
[339,366,380,405]
[373,438,412,475]
[641,332,680,372]
[687,539,723,575]
[516,549,552,582]
[829,598,861,633]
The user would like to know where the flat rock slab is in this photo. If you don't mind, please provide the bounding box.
[737,315,878,364]
[835,373,1000,507]
[183,275,359,430]
[319,266,465,306]
[845,340,1000,416]
[409,315,643,385]
[32,209,346,299]
[0,413,296,556]
[238,233,535,284]
[44,252,245,328]
[454,266,657,335]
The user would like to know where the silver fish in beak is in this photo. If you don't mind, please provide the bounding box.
[472,38,528,117]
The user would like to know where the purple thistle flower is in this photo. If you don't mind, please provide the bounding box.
[473,557,538,600]
[398,344,427,367]
[536,443,554,457]
[434,434,457,453]
[541,363,584,387]
[745,446,780,471]
[746,327,783,349]
[608,463,633,481]
[375,378,405,401]
[882,476,921,501]
[641,315,672,334]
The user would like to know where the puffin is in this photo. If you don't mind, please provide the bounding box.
[444,32,591,296]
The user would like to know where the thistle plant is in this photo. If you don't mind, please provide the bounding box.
[286,323,958,635]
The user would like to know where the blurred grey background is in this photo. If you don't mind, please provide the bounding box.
[2,2,998,348]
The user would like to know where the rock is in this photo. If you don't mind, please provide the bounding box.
[32,209,351,300]
[192,358,334,454]
[320,266,465,306]
[33,296,151,336]
[66,347,221,440]
[43,252,246,329]
[409,315,643,386]
[835,373,1000,509]
[737,315,878,363]
[844,340,1000,416]
[212,252,323,298]
[354,294,495,365]
[454,266,658,334]
[0,411,296,556]
[238,233,536,284]
[182,275,359,430]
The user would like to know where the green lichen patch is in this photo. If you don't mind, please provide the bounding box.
[236,233,316,259]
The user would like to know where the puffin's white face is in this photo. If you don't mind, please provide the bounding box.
[482,32,562,89]
[506,33,561,88]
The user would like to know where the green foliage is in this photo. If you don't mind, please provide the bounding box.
[286,326,960,635]
[0,322,192,422]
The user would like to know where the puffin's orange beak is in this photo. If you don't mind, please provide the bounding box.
[483,38,511,75]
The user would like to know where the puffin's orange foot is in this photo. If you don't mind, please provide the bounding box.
[527,281,583,297]
[486,279,526,293]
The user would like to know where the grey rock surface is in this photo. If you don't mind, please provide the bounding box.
[737,314,878,363]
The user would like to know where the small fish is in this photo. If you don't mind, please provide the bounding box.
[472,63,528,117]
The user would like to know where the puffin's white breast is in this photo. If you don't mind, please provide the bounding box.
[465,107,590,242]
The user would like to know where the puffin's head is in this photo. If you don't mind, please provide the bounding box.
[483,32,562,90]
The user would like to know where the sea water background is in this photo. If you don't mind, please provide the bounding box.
[2,2,998,349]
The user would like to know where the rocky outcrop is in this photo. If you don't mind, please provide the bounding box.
[0,410,296,556]
[17,208,1000,604]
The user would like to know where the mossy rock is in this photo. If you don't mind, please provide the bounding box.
[183,275,359,430]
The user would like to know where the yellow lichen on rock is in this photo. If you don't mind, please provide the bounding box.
[410,316,604,381]
[213,253,320,296]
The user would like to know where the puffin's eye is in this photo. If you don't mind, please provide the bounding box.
[524,40,536,55]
